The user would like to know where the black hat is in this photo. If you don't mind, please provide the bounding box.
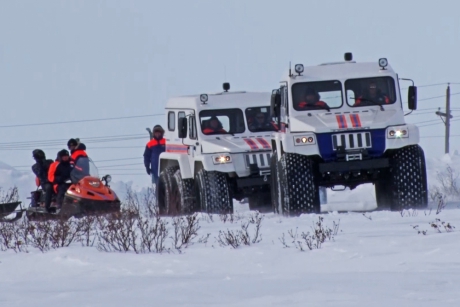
[67,138,78,147]
[153,125,164,133]
[32,149,46,160]
[58,149,70,158]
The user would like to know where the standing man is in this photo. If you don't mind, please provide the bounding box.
[143,125,166,185]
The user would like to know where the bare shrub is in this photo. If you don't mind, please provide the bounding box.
[137,214,170,254]
[172,214,200,251]
[76,216,98,247]
[28,220,53,252]
[96,209,139,253]
[0,187,19,204]
[279,217,340,251]
[125,187,157,218]
[411,225,427,235]
[49,218,81,248]
[216,213,263,248]
[400,209,419,217]
[430,218,455,233]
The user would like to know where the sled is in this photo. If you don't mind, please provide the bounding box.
[0,201,25,223]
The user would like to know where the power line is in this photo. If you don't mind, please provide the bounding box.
[418,92,460,102]
[0,113,164,129]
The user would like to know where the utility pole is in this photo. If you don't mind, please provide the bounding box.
[435,83,452,154]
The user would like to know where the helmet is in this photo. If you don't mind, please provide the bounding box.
[67,138,78,147]
[58,149,70,158]
[32,149,46,160]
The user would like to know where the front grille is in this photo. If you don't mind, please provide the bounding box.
[245,153,272,169]
[332,132,371,150]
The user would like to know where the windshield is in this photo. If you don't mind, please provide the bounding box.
[346,77,396,107]
[245,106,277,132]
[70,157,99,183]
[199,109,245,135]
[292,80,342,111]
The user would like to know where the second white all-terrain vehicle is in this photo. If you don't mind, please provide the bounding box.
[157,84,276,215]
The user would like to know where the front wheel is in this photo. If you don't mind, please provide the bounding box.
[278,153,320,216]
[388,145,428,211]
[195,169,232,214]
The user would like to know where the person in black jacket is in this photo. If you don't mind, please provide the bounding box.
[49,149,73,210]
[31,149,54,210]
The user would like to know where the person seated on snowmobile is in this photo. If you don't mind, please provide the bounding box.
[202,116,227,134]
[67,138,90,183]
[31,149,54,212]
[48,149,73,211]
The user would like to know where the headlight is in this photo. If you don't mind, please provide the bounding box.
[387,126,409,139]
[212,155,232,164]
[89,181,100,188]
[293,135,316,146]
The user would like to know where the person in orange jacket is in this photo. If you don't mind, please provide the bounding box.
[143,125,166,184]
[297,88,330,110]
[67,138,90,182]
[354,82,391,106]
[202,116,227,134]
[48,149,73,211]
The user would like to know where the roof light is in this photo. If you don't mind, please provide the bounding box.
[378,58,388,69]
[223,83,230,92]
[294,64,304,75]
[200,94,208,104]
[344,52,353,61]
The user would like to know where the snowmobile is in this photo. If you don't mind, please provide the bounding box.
[26,157,121,221]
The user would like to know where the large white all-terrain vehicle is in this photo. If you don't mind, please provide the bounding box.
[157,83,275,215]
[270,53,427,215]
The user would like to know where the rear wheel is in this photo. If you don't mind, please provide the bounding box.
[172,169,196,215]
[279,153,320,216]
[157,166,178,216]
[388,145,428,211]
[195,169,232,214]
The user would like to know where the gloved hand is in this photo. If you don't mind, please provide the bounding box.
[146,168,151,175]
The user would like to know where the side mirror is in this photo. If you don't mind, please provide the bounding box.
[178,117,188,138]
[408,86,417,110]
[270,89,281,118]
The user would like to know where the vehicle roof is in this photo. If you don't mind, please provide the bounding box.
[165,91,271,110]
[282,61,396,83]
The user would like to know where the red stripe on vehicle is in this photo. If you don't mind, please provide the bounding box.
[256,138,271,149]
[166,144,188,153]
[349,114,357,127]
[336,115,348,128]
[354,114,362,127]
[243,138,259,151]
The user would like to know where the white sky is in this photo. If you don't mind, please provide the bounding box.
[1,0,460,186]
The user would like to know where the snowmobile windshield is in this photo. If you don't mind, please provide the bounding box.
[199,108,245,135]
[345,77,396,107]
[245,106,277,132]
[292,80,343,111]
[70,157,99,183]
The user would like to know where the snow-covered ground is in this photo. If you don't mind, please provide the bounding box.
[1,155,460,306]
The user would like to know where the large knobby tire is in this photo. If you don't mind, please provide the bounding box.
[157,166,179,216]
[388,145,428,211]
[195,169,232,214]
[172,169,196,215]
[271,151,281,214]
[279,153,320,216]
[248,191,272,213]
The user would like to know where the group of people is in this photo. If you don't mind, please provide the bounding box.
[296,82,390,110]
[31,138,87,213]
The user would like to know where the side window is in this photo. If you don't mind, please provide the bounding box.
[168,111,175,131]
[189,116,197,140]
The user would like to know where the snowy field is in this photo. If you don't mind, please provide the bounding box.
[1,155,460,306]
